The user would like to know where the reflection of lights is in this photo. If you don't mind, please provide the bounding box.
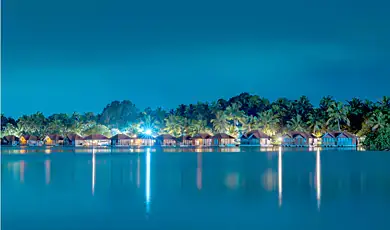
[45,160,51,185]
[44,149,51,154]
[20,161,25,183]
[225,173,240,189]
[278,147,282,207]
[197,152,202,190]
[92,149,96,195]
[316,148,321,210]
[262,169,276,191]
[137,155,140,188]
[146,148,151,213]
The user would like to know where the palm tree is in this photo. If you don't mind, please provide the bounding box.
[241,115,259,134]
[326,102,350,131]
[225,103,245,127]
[287,114,307,132]
[188,120,209,136]
[377,96,390,110]
[211,111,229,133]
[257,109,279,136]
[307,110,325,135]
[366,111,389,131]
[164,115,182,136]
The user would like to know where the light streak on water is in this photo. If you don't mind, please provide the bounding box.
[278,147,282,207]
[316,148,321,210]
[146,148,151,213]
[92,148,96,196]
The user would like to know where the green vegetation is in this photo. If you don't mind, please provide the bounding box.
[1,94,389,149]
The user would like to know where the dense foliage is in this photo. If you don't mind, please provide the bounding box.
[1,93,389,149]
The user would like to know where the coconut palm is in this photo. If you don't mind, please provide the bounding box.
[307,110,325,135]
[188,120,209,136]
[211,111,229,133]
[366,111,389,131]
[326,102,350,131]
[225,103,246,126]
[287,114,307,132]
[241,115,259,133]
[257,109,279,136]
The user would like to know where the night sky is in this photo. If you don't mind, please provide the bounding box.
[2,0,390,117]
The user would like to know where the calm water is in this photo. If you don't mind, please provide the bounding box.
[2,147,390,230]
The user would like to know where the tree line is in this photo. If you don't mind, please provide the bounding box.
[1,93,389,149]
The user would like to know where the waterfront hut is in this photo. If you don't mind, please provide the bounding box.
[321,131,357,147]
[84,134,110,147]
[177,135,192,146]
[321,132,337,147]
[133,134,155,146]
[211,133,235,146]
[282,132,316,147]
[1,135,19,146]
[156,134,177,146]
[192,133,212,146]
[20,135,40,146]
[241,130,271,146]
[111,134,132,146]
[43,134,64,146]
[64,133,85,146]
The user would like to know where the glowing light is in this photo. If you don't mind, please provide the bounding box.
[278,147,282,207]
[45,160,51,185]
[92,149,96,196]
[145,129,152,135]
[197,152,202,190]
[278,137,283,142]
[316,148,321,210]
[146,148,151,214]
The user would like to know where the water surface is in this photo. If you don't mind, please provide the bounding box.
[2,148,390,230]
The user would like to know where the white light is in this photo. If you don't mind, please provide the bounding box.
[316,148,321,210]
[278,137,283,142]
[278,147,282,207]
[145,129,152,135]
[92,148,96,196]
[146,148,151,213]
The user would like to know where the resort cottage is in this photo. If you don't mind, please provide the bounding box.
[281,132,317,147]
[1,135,19,146]
[211,133,235,146]
[64,133,85,146]
[156,134,177,146]
[20,135,40,146]
[177,135,192,146]
[133,134,155,146]
[43,134,64,146]
[321,131,357,147]
[111,134,132,146]
[192,133,212,146]
[84,134,110,147]
[240,130,271,146]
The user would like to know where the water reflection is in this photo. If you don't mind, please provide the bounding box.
[197,152,202,190]
[92,149,96,195]
[3,147,390,224]
[278,147,283,207]
[316,148,321,210]
[45,160,51,185]
[145,148,151,214]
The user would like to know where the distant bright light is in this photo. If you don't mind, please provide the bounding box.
[145,129,152,135]
[278,137,283,142]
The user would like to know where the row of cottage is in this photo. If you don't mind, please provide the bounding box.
[1,130,358,147]
[0,133,236,147]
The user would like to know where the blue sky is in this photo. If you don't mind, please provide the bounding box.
[2,0,390,117]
